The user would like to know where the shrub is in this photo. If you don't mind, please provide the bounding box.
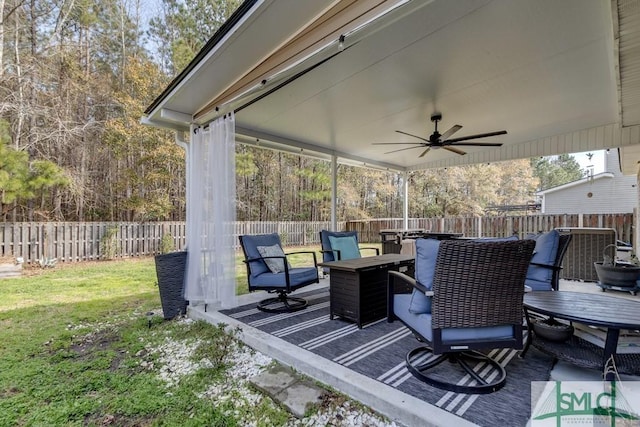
[159,234,175,254]
[100,226,119,260]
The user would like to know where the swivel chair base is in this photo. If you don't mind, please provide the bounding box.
[257,292,308,313]
[406,346,507,394]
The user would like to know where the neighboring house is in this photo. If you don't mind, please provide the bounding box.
[539,150,638,214]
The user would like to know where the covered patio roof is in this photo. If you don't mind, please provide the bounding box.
[144,0,640,174]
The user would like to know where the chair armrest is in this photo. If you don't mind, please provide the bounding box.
[388,270,431,322]
[284,250,318,267]
[360,247,380,256]
[529,261,562,271]
[320,248,341,260]
[244,255,293,278]
[244,255,286,263]
[388,270,429,293]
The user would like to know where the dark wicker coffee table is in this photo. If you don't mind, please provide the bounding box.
[523,291,640,379]
[319,254,414,328]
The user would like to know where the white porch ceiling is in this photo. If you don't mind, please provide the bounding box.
[144,0,640,173]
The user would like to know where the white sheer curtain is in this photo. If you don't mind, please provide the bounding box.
[184,112,237,309]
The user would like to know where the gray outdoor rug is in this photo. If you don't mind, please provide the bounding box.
[221,289,555,427]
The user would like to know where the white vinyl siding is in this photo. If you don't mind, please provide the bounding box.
[542,175,637,214]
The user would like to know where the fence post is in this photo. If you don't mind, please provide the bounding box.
[44,223,53,261]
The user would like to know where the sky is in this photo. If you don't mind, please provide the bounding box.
[571,150,606,174]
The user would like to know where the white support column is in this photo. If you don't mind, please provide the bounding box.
[331,155,338,231]
[403,171,409,230]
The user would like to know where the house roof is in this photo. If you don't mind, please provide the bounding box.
[536,172,615,196]
[143,0,640,173]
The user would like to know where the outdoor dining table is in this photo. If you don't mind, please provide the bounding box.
[522,291,640,380]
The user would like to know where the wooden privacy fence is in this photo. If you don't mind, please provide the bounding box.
[0,221,339,264]
[0,214,634,264]
[0,222,186,264]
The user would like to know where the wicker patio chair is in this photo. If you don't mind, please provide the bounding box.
[388,238,535,394]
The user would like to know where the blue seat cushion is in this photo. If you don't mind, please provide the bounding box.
[394,294,514,344]
[525,230,560,286]
[414,239,441,290]
[526,278,553,291]
[242,233,282,276]
[250,267,318,288]
[328,235,361,260]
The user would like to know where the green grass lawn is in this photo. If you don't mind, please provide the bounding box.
[0,258,293,426]
[0,245,383,426]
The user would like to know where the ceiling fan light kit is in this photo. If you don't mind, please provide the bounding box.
[373,113,506,158]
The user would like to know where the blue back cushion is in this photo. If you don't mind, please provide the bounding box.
[328,235,361,260]
[526,230,560,284]
[414,238,441,290]
[408,289,432,314]
[241,233,282,276]
[320,230,359,262]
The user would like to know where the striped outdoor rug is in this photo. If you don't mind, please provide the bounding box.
[221,289,555,427]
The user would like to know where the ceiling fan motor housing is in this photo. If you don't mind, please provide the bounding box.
[430,113,442,142]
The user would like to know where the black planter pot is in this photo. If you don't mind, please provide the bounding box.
[154,251,188,319]
[531,317,574,342]
[594,261,640,288]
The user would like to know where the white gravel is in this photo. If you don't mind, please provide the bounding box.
[144,317,399,427]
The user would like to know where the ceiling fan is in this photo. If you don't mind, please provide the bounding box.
[373,113,506,158]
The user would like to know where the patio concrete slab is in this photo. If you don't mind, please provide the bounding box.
[249,364,326,418]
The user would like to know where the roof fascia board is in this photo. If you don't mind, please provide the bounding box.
[537,173,614,195]
[144,0,262,117]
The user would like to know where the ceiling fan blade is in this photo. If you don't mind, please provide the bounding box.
[418,147,431,158]
[443,146,466,155]
[384,146,425,155]
[440,124,462,140]
[445,130,507,143]
[395,130,430,143]
[372,142,424,145]
[448,142,503,147]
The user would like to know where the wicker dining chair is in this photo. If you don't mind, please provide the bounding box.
[388,238,535,394]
